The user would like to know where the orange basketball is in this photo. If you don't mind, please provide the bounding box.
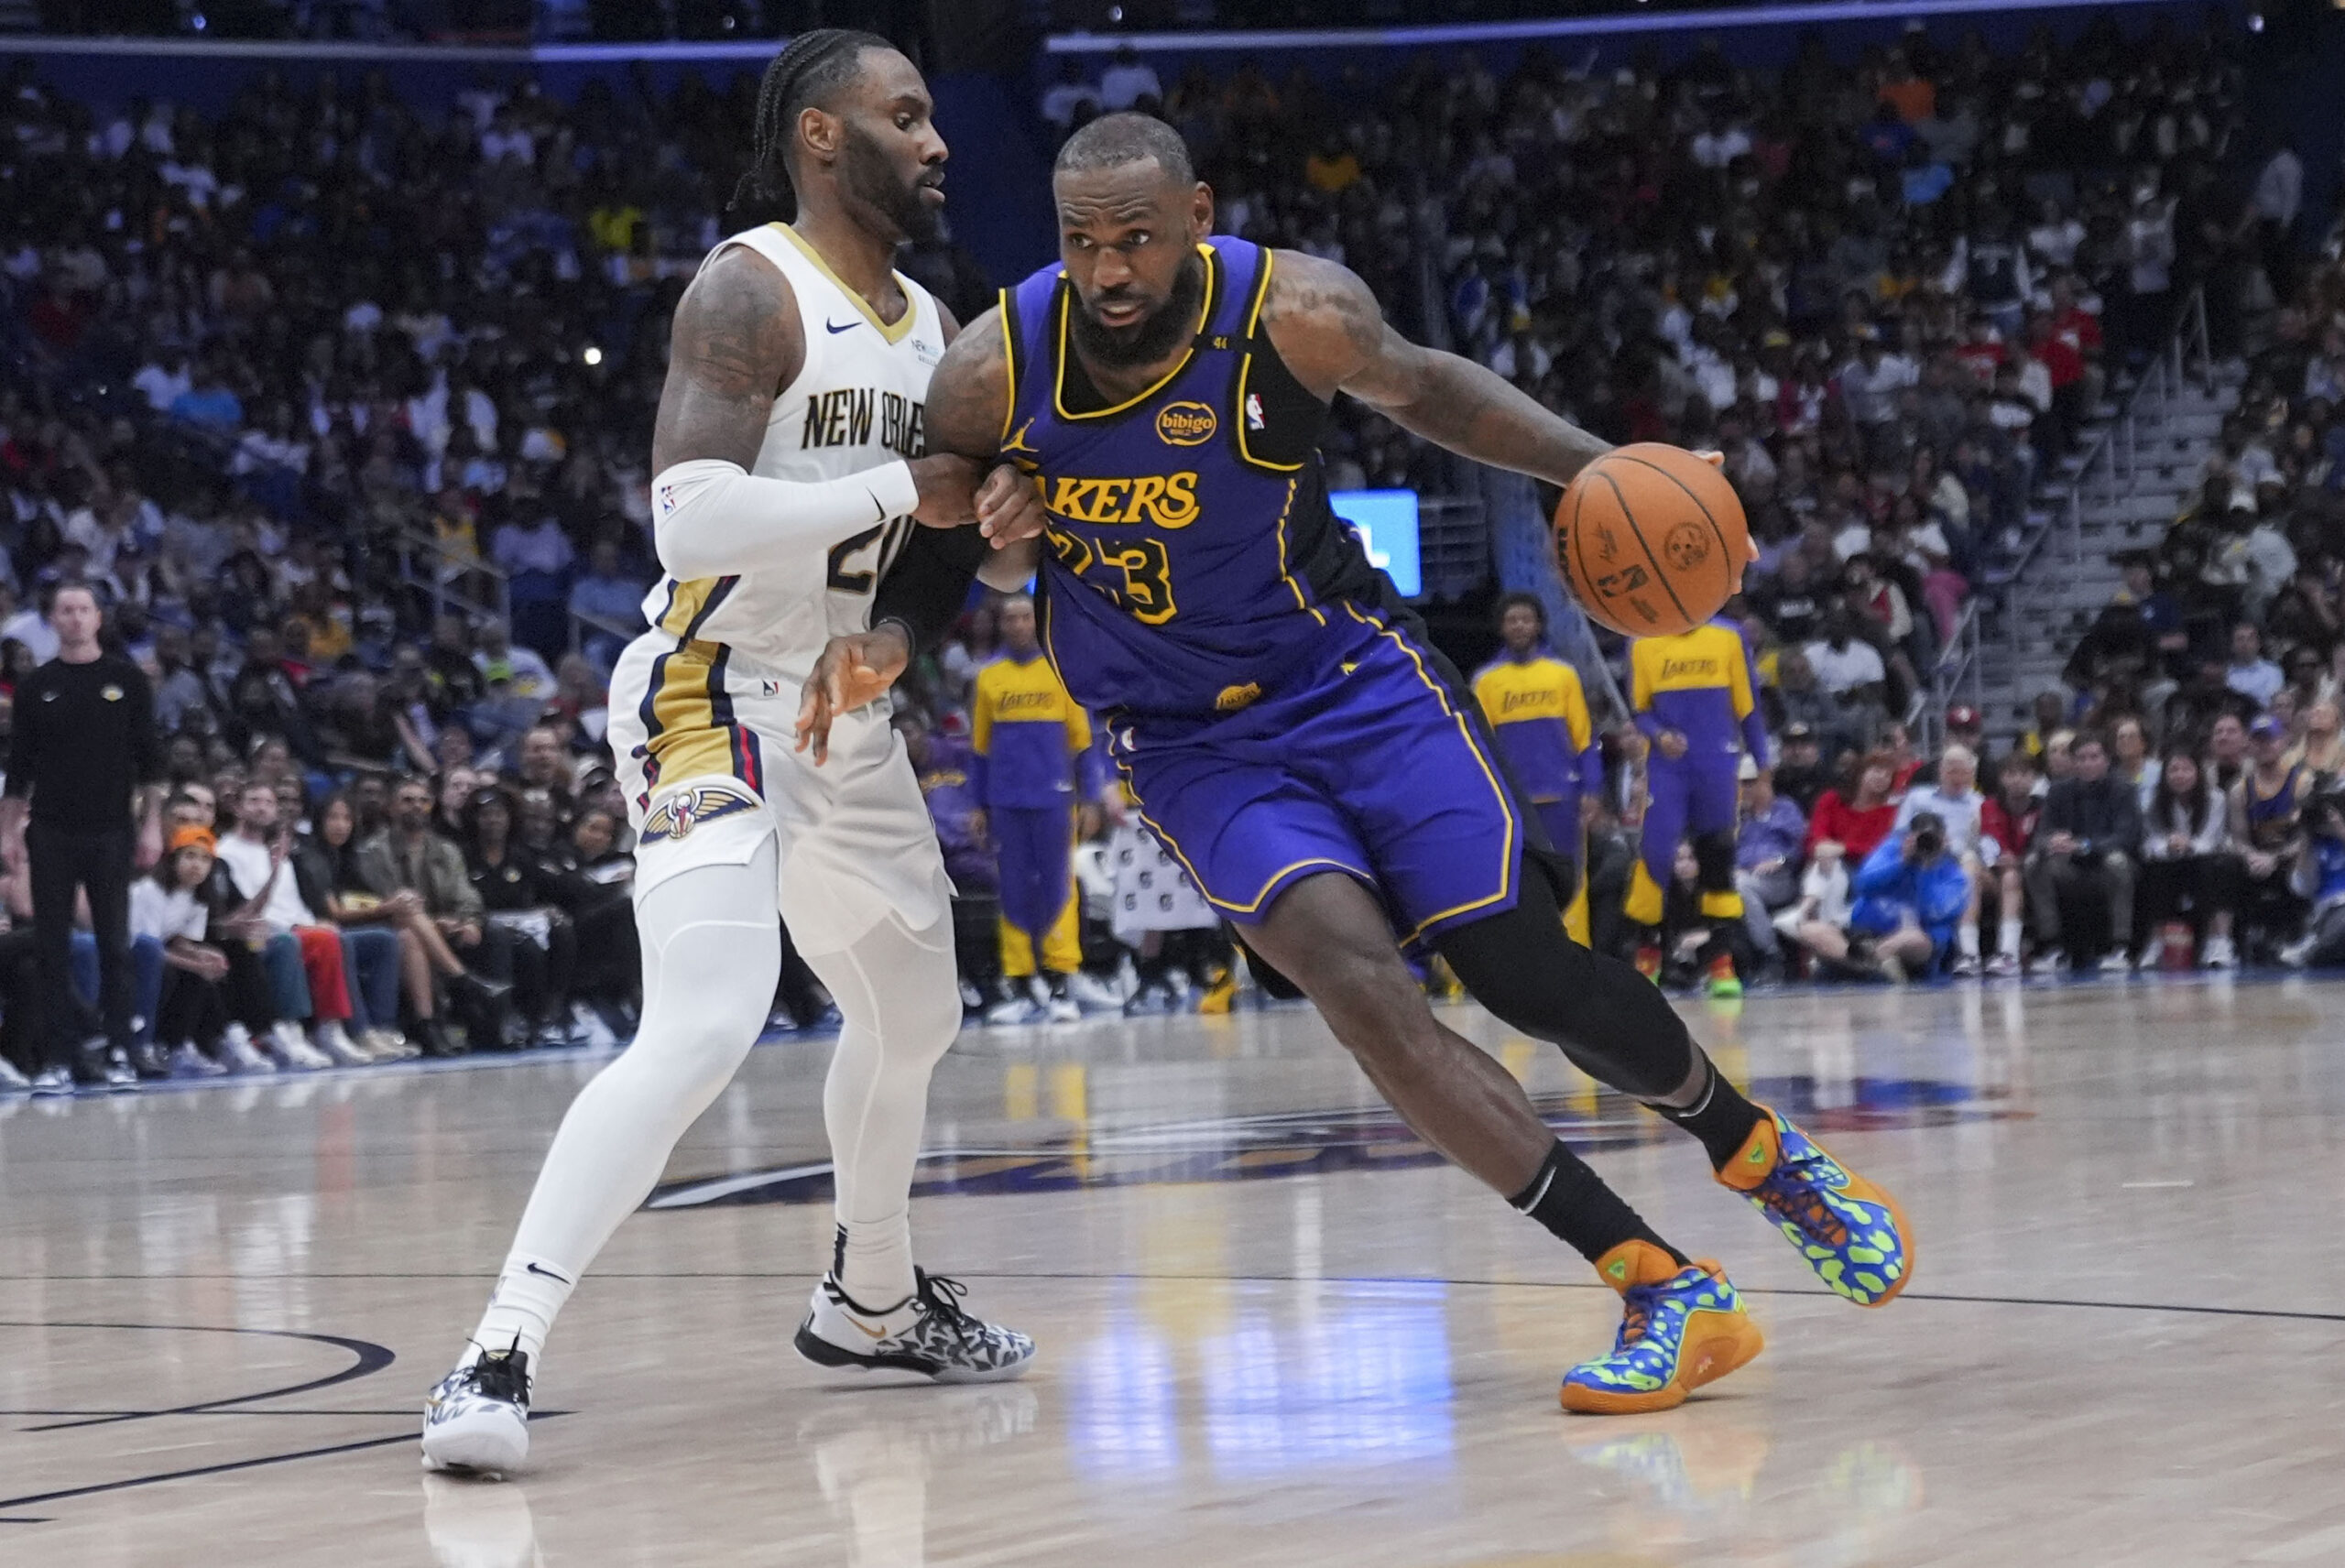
[1554,443,1751,637]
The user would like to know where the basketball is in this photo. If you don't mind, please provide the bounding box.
[1554,443,1751,637]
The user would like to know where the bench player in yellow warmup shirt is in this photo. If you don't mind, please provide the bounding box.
[1471,594,1600,946]
[973,593,1097,1021]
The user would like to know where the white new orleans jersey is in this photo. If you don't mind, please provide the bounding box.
[638,221,946,684]
[609,223,952,953]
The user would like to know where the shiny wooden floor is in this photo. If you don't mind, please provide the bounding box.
[3,974,2341,1566]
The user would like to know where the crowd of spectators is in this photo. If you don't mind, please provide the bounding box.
[1015,21,2333,995]
[0,18,2319,1089]
[1050,21,2253,713]
[0,59,770,1084]
[2008,232,2345,978]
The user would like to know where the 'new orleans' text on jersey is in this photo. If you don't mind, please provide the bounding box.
[802,387,926,459]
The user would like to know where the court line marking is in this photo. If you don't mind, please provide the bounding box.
[0,1322,395,1432]
[5,1276,2337,1324]
[0,1413,575,1519]
[0,1431,417,1513]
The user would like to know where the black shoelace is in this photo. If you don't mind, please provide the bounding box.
[468,1345,531,1407]
[915,1271,985,1345]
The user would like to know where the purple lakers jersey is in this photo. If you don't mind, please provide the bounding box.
[1001,235,1396,731]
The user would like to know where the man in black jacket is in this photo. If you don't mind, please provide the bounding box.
[2025,729,2143,972]
[0,583,166,1092]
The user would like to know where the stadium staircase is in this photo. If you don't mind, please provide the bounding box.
[1928,291,2238,753]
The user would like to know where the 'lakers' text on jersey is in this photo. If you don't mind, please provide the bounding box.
[999,234,1404,729]
[639,222,946,687]
[997,236,1540,946]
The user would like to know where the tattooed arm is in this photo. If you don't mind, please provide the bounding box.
[1260,248,1612,488]
[646,246,990,582]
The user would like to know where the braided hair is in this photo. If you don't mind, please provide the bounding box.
[730,28,895,226]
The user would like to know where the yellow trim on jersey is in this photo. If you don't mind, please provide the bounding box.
[1052,245,1220,423]
[771,222,916,345]
[1340,603,1518,942]
[1270,476,1327,626]
[997,287,1020,449]
[1113,750,1369,914]
[641,640,757,791]
[654,576,724,640]
[1235,249,1305,474]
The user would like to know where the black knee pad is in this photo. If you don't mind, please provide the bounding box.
[1236,937,1306,1000]
[1693,830,1738,894]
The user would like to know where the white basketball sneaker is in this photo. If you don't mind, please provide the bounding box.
[795,1269,1036,1383]
[271,1021,332,1070]
[220,1022,274,1074]
[420,1346,532,1475]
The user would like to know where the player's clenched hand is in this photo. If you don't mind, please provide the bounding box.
[975,463,1047,548]
[907,453,985,528]
[795,622,912,765]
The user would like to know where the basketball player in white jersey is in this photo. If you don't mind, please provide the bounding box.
[421,31,1045,1474]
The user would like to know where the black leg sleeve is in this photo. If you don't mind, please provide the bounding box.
[1692,830,1738,900]
[1433,866,1697,1101]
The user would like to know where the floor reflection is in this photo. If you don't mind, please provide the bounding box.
[421,1475,540,1568]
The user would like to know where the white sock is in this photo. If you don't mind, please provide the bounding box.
[807,907,962,1312]
[2000,919,2023,958]
[835,1222,917,1311]
[1958,923,1980,958]
[463,840,782,1380]
[469,1253,576,1370]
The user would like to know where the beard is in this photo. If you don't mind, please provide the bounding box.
[839,121,941,245]
[1070,250,1205,372]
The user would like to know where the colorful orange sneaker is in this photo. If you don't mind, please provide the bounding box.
[1559,1241,1765,1415]
[1634,946,1663,985]
[1705,952,1743,998]
[1718,1107,1913,1307]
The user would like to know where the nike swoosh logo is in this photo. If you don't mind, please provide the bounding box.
[525,1262,573,1283]
[826,319,860,334]
[841,1314,889,1340]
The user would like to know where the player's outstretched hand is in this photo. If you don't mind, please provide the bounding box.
[1690,449,1760,564]
[975,463,1047,548]
[795,622,912,765]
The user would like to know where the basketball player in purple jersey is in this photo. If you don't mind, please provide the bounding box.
[804,114,1912,1412]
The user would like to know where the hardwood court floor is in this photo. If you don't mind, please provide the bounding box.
[2,975,2341,1566]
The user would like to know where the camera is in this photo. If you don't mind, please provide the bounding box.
[1907,811,1946,861]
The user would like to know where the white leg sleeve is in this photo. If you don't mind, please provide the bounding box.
[805,907,962,1309]
[469,838,781,1373]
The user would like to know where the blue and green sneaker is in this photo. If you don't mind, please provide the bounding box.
[1718,1107,1914,1307]
[1560,1241,1765,1415]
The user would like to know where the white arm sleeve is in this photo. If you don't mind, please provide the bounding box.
[651,457,922,581]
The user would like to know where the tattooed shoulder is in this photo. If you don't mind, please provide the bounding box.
[675,246,801,400]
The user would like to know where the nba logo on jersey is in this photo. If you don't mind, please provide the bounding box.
[1246,392,1267,430]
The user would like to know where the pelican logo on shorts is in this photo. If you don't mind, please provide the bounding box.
[1215,681,1261,713]
[641,785,758,844]
[101,684,124,702]
[1155,400,1218,446]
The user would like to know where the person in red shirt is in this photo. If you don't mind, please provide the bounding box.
[1805,749,1901,866]
[2029,307,2087,449]
[2047,272,2104,409]
[1954,309,2008,387]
